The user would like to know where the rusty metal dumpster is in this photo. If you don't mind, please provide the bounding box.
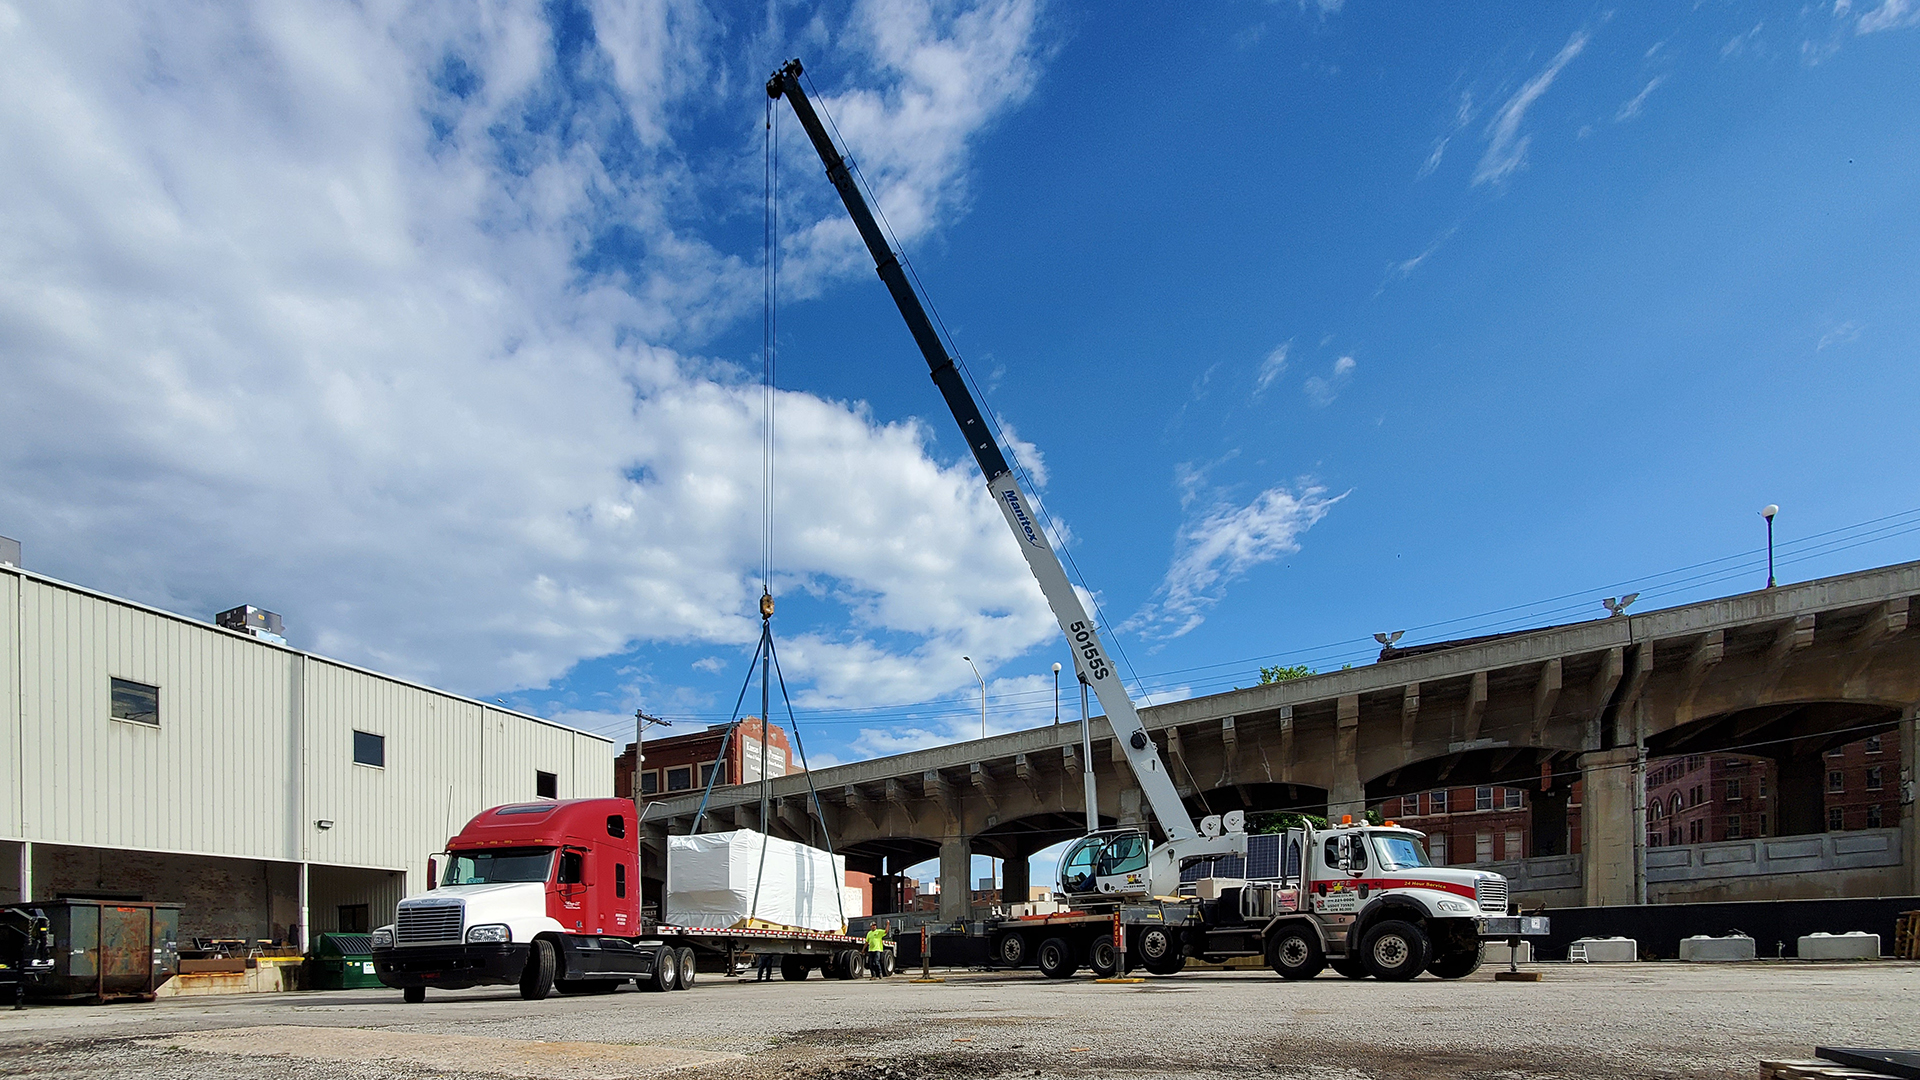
[32,900,180,1002]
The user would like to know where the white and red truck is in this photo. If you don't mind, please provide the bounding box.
[371,797,881,1001]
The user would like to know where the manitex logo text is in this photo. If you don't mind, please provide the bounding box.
[1001,489,1044,548]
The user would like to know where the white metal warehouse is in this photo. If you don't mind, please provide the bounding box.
[0,558,612,949]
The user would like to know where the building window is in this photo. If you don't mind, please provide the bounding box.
[1864,736,1882,754]
[1867,805,1883,828]
[1828,771,1844,793]
[1474,832,1493,864]
[640,771,659,795]
[1866,766,1882,791]
[352,730,385,768]
[1725,778,1741,802]
[1430,790,1448,813]
[700,762,722,787]
[1504,788,1522,810]
[1757,775,1766,798]
[1402,795,1419,817]
[1670,793,1682,817]
[1759,813,1767,834]
[1428,833,1448,863]
[1688,819,1703,843]
[109,677,160,725]
[536,770,558,799]
[1828,807,1845,831]
[1503,829,1523,861]
[667,766,693,792]
[1726,816,1742,840]
[1669,828,1681,845]
[337,904,369,933]
[1476,787,1494,811]
[1648,834,1661,848]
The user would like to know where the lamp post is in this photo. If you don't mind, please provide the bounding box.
[1761,504,1779,588]
[963,655,986,741]
[1052,662,1062,726]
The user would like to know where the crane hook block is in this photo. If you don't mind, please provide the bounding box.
[760,593,776,619]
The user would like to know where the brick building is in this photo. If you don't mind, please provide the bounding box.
[1823,732,1902,832]
[613,716,794,801]
[1382,781,1581,866]
[1645,753,1775,846]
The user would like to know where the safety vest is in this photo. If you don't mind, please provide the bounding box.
[865,928,885,952]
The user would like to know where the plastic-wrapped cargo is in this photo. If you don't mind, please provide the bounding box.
[666,830,847,932]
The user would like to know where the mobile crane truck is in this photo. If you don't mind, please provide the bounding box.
[371,797,884,1000]
[768,59,1548,980]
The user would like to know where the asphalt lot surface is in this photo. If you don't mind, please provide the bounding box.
[1,962,1913,1080]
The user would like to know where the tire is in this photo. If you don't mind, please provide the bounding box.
[841,949,864,980]
[1360,920,1431,982]
[1036,936,1078,979]
[1087,935,1120,978]
[879,950,895,977]
[1427,943,1485,980]
[780,955,809,981]
[1266,927,1326,980]
[643,946,678,992]
[993,932,1029,969]
[402,985,426,1003]
[1329,957,1369,980]
[519,938,556,1001]
[675,947,698,990]
[1136,927,1187,975]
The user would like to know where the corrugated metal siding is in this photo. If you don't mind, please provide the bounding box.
[308,865,409,933]
[4,569,615,887]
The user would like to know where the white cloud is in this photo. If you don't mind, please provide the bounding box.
[1303,354,1356,407]
[1126,483,1342,641]
[1253,342,1290,396]
[1614,75,1665,122]
[1722,22,1765,58]
[1817,320,1863,350]
[0,1,1056,712]
[1474,30,1588,187]
[1856,0,1920,32]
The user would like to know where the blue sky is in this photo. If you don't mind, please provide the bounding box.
[4,1,1918,885]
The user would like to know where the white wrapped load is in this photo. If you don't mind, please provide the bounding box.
[665,829,847,932]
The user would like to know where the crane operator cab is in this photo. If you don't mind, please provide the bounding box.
[1058,828,1151,896]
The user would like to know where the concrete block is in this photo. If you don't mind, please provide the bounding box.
[1679,934,1756,962]
[1569,936,1638,962]
[1798,932,1880,960]
[1486,941,1532,964]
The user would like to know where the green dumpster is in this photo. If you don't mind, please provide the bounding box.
[311,934,382,989]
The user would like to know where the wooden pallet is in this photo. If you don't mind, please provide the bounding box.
[1762,1061,1902,1080]
[1893,911,1919,961]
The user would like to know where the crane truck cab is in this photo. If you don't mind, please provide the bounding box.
[1207,822,1540,981]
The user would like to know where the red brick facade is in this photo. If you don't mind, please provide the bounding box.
[1380,781,1582,865]
[612,716,794,801]
[1821,733,1901,832]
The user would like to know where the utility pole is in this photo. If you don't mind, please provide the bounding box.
[634,708,669,812]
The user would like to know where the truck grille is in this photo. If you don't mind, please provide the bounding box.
[1476,879,1508,914]
[396,899,464,945]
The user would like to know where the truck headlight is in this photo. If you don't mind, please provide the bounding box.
[371,928,394,949]
[1436,899,1473,913]
[465,924,511,944]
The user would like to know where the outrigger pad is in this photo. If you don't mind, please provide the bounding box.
[1816,1048,1920,1080]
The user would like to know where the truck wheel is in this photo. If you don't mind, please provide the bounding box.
[675,947,698,990]
[1036,936,1079,979]
[992,932,1028,968]
[1087,936,1120,978]
[402,985,426,1003]
[643,945,679,992]
[1136,927,1187,975]
[840,949,864,979]
[1427,943,1485,979]
[1266,928,1326,980]
[1360,920,1430,982]
[1329,958,1369,980]
[879,950,895,977]
[519,938,556,1000]
[780,955,809,981]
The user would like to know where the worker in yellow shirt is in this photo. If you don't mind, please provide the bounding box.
[864,924,887,978]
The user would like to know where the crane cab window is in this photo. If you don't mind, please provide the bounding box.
[1096,833,1149,877]
[1060,837,1100,893]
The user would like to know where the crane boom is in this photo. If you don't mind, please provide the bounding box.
[767,59,1199,844]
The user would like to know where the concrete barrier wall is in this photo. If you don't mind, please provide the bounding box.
[1530,895,1919,960]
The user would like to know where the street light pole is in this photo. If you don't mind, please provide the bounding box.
[1052,662,1061,726]
[963,655,986,741]
[1762,504,1779,588]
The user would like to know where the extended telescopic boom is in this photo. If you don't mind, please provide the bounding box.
[767,59,1203,845]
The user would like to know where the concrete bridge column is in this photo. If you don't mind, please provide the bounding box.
[1581,748,1639,907]
[937,836,971,923]
[1530,780,1571,858]
[1902,705,1918,896]
[1328,695,1365,822]
[1001,850,1030,904]
[1774,753,1827,837]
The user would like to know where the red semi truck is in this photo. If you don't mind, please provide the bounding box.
[372,797,879,1000]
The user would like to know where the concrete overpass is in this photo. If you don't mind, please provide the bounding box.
[641,560,1919,920]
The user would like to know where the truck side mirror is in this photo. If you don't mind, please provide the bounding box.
[558,851,583,885]
[426,857,437,891]
[1335,835,1353,872]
